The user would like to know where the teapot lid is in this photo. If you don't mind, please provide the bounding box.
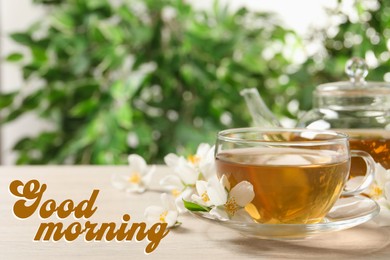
[314,57,390,110]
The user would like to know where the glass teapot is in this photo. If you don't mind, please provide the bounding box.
[241,57,390,177]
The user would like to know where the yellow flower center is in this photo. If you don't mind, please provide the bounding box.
[128,171,141,184]
[187,154,200,165]
[369,184,383,200]
[201,191,210,203]
[171,189,181,197]
[224,197,239,216]
[159,211,168,223]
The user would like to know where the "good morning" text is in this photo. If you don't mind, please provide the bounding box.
[9,179,169,254]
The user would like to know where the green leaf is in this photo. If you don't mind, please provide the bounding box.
[98,23,123,44]
[13,137,34,150]
[86,0,108,10]
[117,5,135,23]
[235,7,248,17]
[0,92,17,109]
[33,0,63,5]
[22,63,39,79]
[183,199,210,212]
[10,32,33,45]
[6,53,24,62]
[2,108,25,123]
[51,12,74,30]
[114,105,132,129]
[133,123,153,146]
[21,90,44,110]
[31,47,48,63]
[110,78,141,101]
[70,99,98,117]
[35,132,59,149]
[15,153,31,165]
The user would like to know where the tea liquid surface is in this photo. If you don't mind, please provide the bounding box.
[216,148,349,224]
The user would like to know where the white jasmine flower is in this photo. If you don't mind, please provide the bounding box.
[164,153,199,185]
[164,143,216,183]
[159,174,193,213]
[144,193,179,228]
[111,154,155,193]
[191,175,255,221]
[190,180,215,207]
[367,163,390,200]
[188,143,216,180]
[210,176,255,221]
[347,163,390,226]
[161,143,217,214]
[368,163,390,226]
[160,174,186,196]
[175,188,193,213]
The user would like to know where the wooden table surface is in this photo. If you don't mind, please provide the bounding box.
[1,166,390,260]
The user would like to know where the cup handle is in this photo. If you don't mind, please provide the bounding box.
[341,150,375,197]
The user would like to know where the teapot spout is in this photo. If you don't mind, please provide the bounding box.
[240,88,282,127]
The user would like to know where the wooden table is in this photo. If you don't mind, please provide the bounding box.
[1,166,389,259]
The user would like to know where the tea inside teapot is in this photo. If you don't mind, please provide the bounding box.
[240,57,390,176]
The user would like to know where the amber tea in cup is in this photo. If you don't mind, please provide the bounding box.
[215,128,375,224]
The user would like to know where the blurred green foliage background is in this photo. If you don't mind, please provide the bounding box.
[0,0,388,164]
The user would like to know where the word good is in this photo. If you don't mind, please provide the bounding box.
[9,179,169,254]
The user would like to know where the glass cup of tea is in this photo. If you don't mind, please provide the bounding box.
[215,128,375,224]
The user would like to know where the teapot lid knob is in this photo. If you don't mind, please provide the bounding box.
[345,57,368,83]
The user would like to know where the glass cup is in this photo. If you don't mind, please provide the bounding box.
[215,128,375,224]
